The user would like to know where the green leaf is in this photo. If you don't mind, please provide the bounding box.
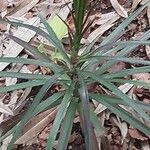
[89,93,150,113]
[90,93,150,136]
[46,83,74,150]
[107,78,150,89]
[0,80,45,93]
[0,71,53,80]
[101,1,150,46]
[57,99,77,150]
[96,30,150,74]
[0,57,62,72]
[6,34,50,61]
[102,66,150,78]
[90,108,104,136]
[37,13,71,66]
[78,72,92,150]
[7,73,61,150]
[85,72,150,123]
[33,91,65,116]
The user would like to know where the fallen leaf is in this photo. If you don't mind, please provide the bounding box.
[0,0,8,12]
[132,73,150,82]
[0,102,13,115]
[131,0,142,11]
[110,0,128,18]
[15,108,57,145]
[146,45,150,59]
[147,6,150,25]
[129,126,148,140]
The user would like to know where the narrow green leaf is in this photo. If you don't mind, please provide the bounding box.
[85,72,150,123]
[90,108,104,136]
[6,34,50,61]
[97,30,150,74]
[0,71,52,80]
[102,66,150,78]
[7,73,61,150]
[80,56,150,65]
[78,72,92,150]
[0,57,62,72]
[46,83,74,150]
[90,93,150,136]
[57,99,77,150]
[0,80,45,93]
[101,1,150,46]
[37,13,71,66]
[89,93,150,112]
[33,91,65,116]
[107,78,150,89]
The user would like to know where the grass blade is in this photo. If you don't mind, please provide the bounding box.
[46,83,74,150]
[90,93,150,136]
[78,72,92,150]
[57,100,77,150]
[7,73,61,149]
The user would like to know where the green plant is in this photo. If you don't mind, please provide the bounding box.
[0,1,150,150]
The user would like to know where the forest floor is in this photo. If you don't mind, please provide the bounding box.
[0,0,150,149]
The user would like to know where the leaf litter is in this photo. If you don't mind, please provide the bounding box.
[0,0,150,149]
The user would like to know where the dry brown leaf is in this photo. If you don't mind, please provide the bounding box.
[131,0,142,11]
[110,0,128,18]
[11,0,39,17]
[140,0,149,5]
[87,14,120,43]
[129,126,148,140]
[0,17,40,71]
[0,0,8,12]
[146,45,150,59]
[132,73,150,82]
[108,61,126,73]
[0,102,13,115]
[15,108,57,145]
[147,6,150,25]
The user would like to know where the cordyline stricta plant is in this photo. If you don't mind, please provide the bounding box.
[0,0,150,150]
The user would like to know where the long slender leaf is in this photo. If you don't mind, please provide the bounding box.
[85,72,150,123]
[80,56,150,65]
[57,100,77,150]
[0,80,46,93]
[90,93,150,136]
[78,72,92,150]
[37,13,71,66]
[107,78,150,89]
[89,93,150,112]
[101,1,150,46]
[0,71,53,80]
[102,66,150,78]
[33,91,65,116]
[7,73,61,150]
[90,108,104,136]
[0,57,62,72]
[46,83,74,150]
[97,30,150,74]
[6,34,50,61]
